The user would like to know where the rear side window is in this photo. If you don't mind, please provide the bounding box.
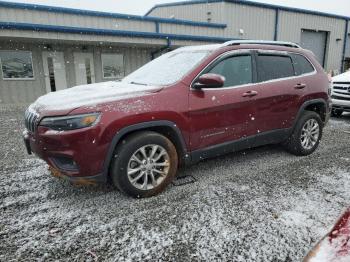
[291,54,315,75]
[257,55,294,82]
[208,55,252,87]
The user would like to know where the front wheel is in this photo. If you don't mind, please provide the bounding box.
[111,131,178,198]
[284,111,323,156]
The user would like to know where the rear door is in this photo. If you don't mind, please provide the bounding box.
[252,51,314,135]
[188,51,258,151]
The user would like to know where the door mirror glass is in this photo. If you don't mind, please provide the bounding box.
[193,73,225,89]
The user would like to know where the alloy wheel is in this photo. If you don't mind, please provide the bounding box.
[127,144,170,190]
[300,119,320,150]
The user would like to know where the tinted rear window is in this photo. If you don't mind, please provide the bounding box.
[257,55,294,82]
[291,54,315,75]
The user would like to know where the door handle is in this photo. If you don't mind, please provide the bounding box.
[294,83,307,89]
[242,90,258,97]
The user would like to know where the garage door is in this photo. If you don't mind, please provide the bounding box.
[300,29,328,66]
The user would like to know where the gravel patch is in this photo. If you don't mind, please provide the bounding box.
[0,108,350,261]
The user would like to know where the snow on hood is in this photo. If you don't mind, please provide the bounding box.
[29,81,161,112]
[332,71,350,82]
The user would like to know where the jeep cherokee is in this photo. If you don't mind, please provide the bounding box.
[23,40,331,197]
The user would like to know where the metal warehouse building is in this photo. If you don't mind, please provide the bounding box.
[0,0,349,104]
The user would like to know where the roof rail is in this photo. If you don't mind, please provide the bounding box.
[223,40,301,48]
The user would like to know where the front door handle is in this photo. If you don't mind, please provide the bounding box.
[294,83,307,89]
[242,90,258,97]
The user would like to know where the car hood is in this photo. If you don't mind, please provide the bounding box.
[29,81,162,115]
[332,71,350,82]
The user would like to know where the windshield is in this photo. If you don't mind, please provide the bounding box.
[122,49,211,86]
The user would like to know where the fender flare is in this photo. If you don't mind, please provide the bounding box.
[291,98,329,132]
[102,120,189,177]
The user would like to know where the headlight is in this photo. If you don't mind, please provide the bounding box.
[39,113,100,131]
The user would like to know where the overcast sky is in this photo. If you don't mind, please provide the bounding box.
[3,0,350,17]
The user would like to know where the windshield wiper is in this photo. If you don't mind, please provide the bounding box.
[129,81,148,86]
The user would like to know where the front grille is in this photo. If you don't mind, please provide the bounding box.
[334,91,350,97]
[24,109,39,133]
[332,82,350,99]
[333,82,350,85]
[333,86,349,91]
[332,95,350,101]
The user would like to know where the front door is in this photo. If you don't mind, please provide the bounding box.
[189,52,258,151]
[42,51,67,93]
[73,52,95,86]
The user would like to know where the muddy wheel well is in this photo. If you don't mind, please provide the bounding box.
[114,126,186,166]
[304,102,326,122]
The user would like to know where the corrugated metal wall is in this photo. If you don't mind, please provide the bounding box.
[0,5,224,38]
[148,2,348,72]
[159,23,224,36]
[277,11,346,72]
[0,7,153,33]
[223,3,275,39]
[148,2,225,23]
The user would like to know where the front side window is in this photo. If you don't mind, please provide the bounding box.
[207,55,253,87]
[0,51,34,79]
[257,54,294,82]
[291,54,315,75]
[101,53,124,79]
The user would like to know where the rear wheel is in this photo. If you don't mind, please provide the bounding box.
[284,111,323,156]
[331,108,343,117]
[111,131,178,198]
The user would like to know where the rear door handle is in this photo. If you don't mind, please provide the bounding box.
[242,90,258,97]
[294,83,307,89]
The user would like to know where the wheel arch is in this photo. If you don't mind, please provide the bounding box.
[303,100,328,122]
[102,120,189,178]
[295,99,328,126]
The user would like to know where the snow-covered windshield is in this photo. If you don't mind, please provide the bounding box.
[122,49,211,86]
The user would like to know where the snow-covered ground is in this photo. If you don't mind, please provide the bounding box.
[1,106,349,261]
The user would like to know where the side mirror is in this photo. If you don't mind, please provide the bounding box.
[193,73,225,89]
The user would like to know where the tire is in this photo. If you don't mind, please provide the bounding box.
[111,131,178,198]
[284,111,323,156]
[331,108,343,117]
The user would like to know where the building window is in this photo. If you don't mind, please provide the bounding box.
[101,53,124,79]
[0,51,34,80]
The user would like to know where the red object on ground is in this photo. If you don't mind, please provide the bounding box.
[305,208,350,262]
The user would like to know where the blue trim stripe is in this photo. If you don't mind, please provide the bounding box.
[0,0,226,29]
[0,21,233,43]
[145,0,350,20]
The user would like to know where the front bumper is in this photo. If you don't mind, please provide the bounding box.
[49,166,106,185]
[332,98,350,112]
[23,126,109,183]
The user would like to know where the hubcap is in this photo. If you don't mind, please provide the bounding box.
[127,144,170,190]
[300,119,320,150]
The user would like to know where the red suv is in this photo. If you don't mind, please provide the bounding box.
[23,40,331,197]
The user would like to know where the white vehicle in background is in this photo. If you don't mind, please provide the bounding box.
[331,71,350,117]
